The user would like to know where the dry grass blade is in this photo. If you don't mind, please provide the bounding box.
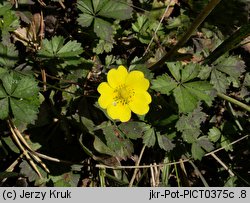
[150,164,155,187]
[41,68,47,91]
[153,163,161,187]
[37,0,46,7]
[8,121,42,178]
[179,158,190,186]
[210,153,235,177]
[143,0,174,56]
[7,119,50,175]
[128,144,146,187]
[8,124,50,172]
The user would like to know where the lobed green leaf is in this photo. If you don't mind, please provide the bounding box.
[151,74,177,95]
[98,0,133,20]
[118,122,148,140]
[156,132,175,152]
[208,127,221,142]
[0,97,8,120]
[0,43,18,68]
[142,127,156,147]
[38,36,83,66]
[173,85,197,113]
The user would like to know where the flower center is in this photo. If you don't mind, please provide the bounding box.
[113,85,135,106]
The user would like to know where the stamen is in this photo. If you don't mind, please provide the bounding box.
[113,84,135,106]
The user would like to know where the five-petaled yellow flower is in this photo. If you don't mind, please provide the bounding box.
[97,65,152,122]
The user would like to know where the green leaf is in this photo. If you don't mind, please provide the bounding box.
[192,136,214,160]
[77,0,132,41]
[220,135,233,152]
[215,56,245,79]
[0,43,18,68]
[154,62,214,113]
[1,71,18,95]
[198,65,212,80]
[0,2,12,16]
[224,176,237,187]
[143,127,156,147]
[151,74,177,95]
[0,3,19,41]
[173,85,197,113]
[50,172,80,187]
[0,98,9,120]
[38,36,83,66]
[166,12,190,29]
[176,107,206,143]
[197,136,214,152]
[57,40,84,57]
[94,18,113,42]
[98,0,133,20]
[77,0,93,14]
[211,69,228,93]
[93,39,114,54]
[92,0,107,13]
[11,76,39,98]
[208,127,221,142]
[19,160,46,182]
[0,10,19,32]
[53,179,71,187]
[93,136,116,157]
[118,122,148,140]
[0,86,7,98]
[0,67,7,76]
[191,142,205,160]
[181,63,200,82]
[132,14,149,33]
[167,62,181,81]
[0,172,20,180]
[77,13,94,27]
[0,71,39,124]
[210,55,245,93]
[10,98,39,124]
[1,136,20,153]
[243,73,250,87]
[183,81,214,106]
[173,81,213,113]
[156,132,175,152]
[102,123,134,159]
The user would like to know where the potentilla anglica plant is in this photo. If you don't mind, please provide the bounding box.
[97,65,152,122]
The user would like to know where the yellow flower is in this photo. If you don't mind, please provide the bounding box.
[97,65,152,122]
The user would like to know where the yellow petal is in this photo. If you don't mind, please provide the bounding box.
[97,82,114,109]
[107,65,128,88]
[98,95,113,109]
[97,82,113,94]
[107,103,131,122]
[125,70,149,90]
[129,91,152,115]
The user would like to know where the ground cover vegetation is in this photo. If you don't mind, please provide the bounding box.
[0,0,250,186]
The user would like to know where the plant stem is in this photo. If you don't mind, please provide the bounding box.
[217,92,250,112]
[149,0,222,71]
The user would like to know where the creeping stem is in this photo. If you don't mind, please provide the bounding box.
[217,92,250,113]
